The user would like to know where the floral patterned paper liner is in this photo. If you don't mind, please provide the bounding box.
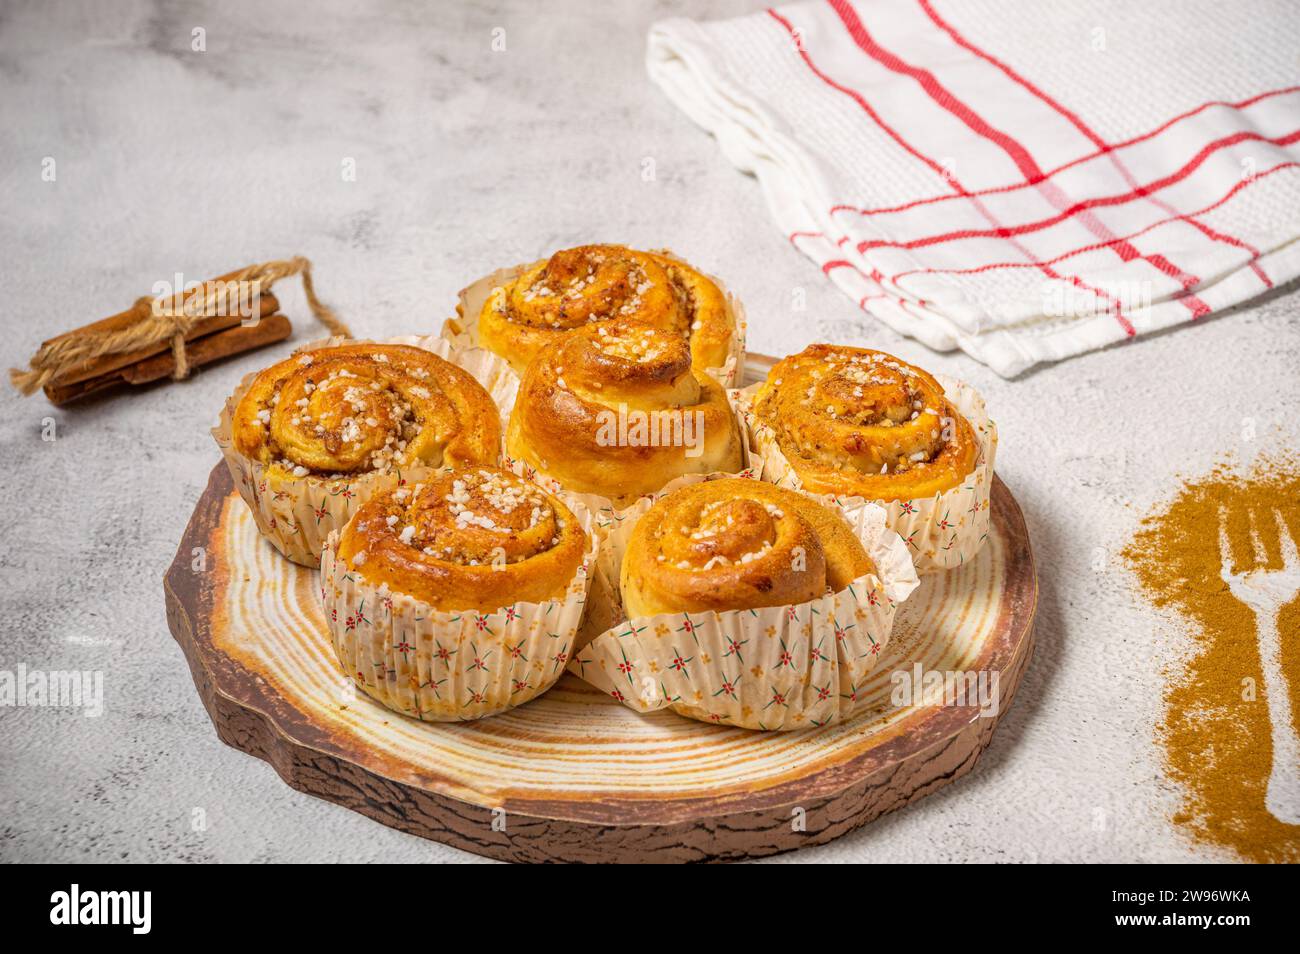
[732,374,997,575]
[443,248,748,388]
[568,472,920,730]
[321,492,602,722]
[211,335,518,567]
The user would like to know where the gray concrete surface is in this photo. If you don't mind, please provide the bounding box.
[1,0,1297,863]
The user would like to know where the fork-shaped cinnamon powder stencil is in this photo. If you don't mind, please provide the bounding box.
[1126,457,1300,862]
[1217,506,1300,824]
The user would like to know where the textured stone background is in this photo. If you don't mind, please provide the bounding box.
[1,0,1297,863]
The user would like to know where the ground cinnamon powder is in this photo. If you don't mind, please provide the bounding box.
[1124,456,1300,862]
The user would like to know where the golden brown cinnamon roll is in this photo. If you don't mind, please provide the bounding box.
[569,475,919,730]
[321,465,594,722]
[754,345,978,499]
[334,466,587,611]
[745,344,996,573]
[506,317,743,505]
[470,244,738,376]
[217,342,500,566]
[620,478,872,619]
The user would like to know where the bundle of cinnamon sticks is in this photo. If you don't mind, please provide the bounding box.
[36,272,289,405]
[12,258,349,405]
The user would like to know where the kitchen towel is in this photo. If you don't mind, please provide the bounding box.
[648,0,1300,376]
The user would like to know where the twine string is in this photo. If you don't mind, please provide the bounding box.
[9,256,351,395]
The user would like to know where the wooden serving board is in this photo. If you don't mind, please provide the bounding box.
[165,355,1037,863]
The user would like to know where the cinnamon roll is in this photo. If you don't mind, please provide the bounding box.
[754,345,977,498]
[459,244,741,378]
[568,475,920,730]
[322,465,594,721]
[505,317,743,506]
[620,479,873,619]
[746,344,996,573]
[335,466,587,610]
[216,341,501,566]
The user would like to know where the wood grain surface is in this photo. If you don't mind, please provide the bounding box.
[164,358,1037,863]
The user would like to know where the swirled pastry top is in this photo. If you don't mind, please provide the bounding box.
[754,345,978,500]
[621,479,872,619]
[336,466,587,611]
[506,317,743,504]
[478,244,735,375]
[231,344,500,479]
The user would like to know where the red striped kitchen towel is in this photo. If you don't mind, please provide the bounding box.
[648,0,1300,376]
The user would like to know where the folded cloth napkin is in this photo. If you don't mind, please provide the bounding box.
[648,0,1300,376]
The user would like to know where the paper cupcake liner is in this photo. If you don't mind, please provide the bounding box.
[321,493,601,722]
[211,334,518,567]
[568,472,920,730]
[732,374,998,575]
[444,248,748,387]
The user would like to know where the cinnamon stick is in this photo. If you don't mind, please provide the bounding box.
[44,313,293,405]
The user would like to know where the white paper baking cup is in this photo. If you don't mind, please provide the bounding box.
[733,374,997,574]
[321,492,601,721]
[568,472,919,730]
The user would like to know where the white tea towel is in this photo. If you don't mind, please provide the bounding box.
[648,0,1300,376]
